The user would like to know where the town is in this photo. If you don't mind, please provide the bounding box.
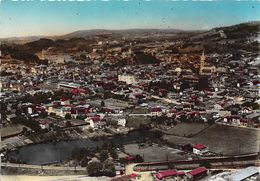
[1,20,260,181]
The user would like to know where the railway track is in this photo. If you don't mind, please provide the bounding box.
[133,153,259,172]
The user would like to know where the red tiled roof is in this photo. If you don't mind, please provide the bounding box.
[188,167,207,176]
[130,173,137,179]
[155,169,177,180]
[177,171,185,176]
[193,144,207,150]
[61,97,70,101]
[39,120,49,125]
[150,107,162,112]
[91,116,101,122]
[124,156,134,161]
[168,109,176,113]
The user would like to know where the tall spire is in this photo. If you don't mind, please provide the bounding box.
[200,51,205,74]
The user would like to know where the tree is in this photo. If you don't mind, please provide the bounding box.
[99,150,109,162]
[109,149,118,160]
[180,80,190,91]
[39,112,48,118]
[50,112,56,117]
[101,101,105,107]
[66,121,72,127]
[197,77,209,91]
[81,157,89,167]
[134,154,144,163]
[103,161,116,176]
[65,113,72,119]
[87,162,102,176]
[200,161,211,168]
[22,127,28,134]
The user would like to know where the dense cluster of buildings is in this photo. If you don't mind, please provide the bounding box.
[0,32,259,180]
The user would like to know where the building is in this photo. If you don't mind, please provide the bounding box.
[199,52,216,76]
[58,82,81,89]
[87,116,106,129]
[117,118,126,127]
[39,120,49,129]
[193,144,208,155]
[187,167,208,181]
[39,49,74,64]
[150,107,163,117]
[228,167,259,181]
[118,75,136,85]
[155,169,177,180]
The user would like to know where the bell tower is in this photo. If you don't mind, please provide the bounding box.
[199,51,205,74]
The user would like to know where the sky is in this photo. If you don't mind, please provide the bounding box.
[0,0,260,38]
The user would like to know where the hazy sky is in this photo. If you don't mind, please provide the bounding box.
[1,0,260,38]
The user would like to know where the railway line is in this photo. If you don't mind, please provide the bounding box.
[133,153,259,172]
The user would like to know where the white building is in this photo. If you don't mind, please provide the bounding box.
[28,107,33,115]
[118,75,136,85]
[193,144,208,155]
[117,118,126,127]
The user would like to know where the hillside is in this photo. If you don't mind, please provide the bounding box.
[1,22,259,64]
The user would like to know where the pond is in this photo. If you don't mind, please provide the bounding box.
[7,131,159,165]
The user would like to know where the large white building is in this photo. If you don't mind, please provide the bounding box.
[37,49,74,64]
[118,75,136,85]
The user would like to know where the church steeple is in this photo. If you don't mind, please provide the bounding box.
[200,51,205,74]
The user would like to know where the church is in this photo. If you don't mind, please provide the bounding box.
[199,51,216,76]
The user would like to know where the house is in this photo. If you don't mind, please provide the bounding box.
[167,109,176,117]
[183,103,192,111]
[6,113,17,122]
[193,144,208,155]
[117,118,126,127]
[240,107,252,114]
[150,107,162,117]
[87,116,106,129]
[60,98,70,105]
[187,167,208,181]
[39,120,49,129]
[223,115,241,125]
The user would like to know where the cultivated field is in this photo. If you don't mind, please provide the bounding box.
[163,124,260,155]
[162,123,211,137]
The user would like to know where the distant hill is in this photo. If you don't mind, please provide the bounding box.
[59,29,187,39]
[1,22,259,44]
[190,21,260,41]
[1,21,259,64]
[0,36,47,45]
[0,29,189,44]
